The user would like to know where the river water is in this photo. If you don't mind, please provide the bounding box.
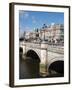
[19,54,64,79]
[19,55,40,79]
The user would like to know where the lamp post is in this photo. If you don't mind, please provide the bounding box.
[44,29,45,41]
[42,24,47,41]
[23,31,26,41]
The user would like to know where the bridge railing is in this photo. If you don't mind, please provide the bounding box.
[20,42,41,49]
[20,41,64,54]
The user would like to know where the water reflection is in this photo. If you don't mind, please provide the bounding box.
[19,54,64,79]
[19,54,40,79]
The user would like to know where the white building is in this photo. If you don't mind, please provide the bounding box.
[39,24,64,43]
[23,24,64,44]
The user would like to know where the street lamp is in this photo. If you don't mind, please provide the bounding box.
[23,31,26,41]
[42,24,47,41]
[44,29,45,41]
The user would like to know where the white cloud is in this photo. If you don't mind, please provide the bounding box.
[20,11,29,19]
[32,16,37,24]
[33,19,36,24]
[24,26,32,32]
[24,12,29,18]
[32,16,35,20]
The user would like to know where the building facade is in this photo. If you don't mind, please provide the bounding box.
[39,24,64,44]
[21,24,64,44]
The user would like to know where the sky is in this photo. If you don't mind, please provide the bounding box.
[19,10,64,37]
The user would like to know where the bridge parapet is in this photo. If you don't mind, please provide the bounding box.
[20,42,64,55]
[47,45,64,54]
[20,42,41,49]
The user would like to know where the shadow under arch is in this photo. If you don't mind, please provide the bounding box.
[26,50,40,63]
[48,60,64,77]
[19,47,23,59]
[25,50,40,78]
[19,47,23,53]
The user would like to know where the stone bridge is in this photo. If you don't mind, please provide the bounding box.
[19,41,64,76]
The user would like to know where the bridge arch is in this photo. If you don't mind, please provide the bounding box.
[48,57,64,76]
[19,47,23,53]
[48,56,64,68]
[24,50,41,78]
[26,49,40,63]
[26,48,41,60]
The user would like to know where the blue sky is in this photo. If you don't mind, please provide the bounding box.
[19,10,64,36]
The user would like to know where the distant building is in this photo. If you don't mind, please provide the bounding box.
[21,23,64,44]
[25,32,30,40]
[39,24,64,43]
